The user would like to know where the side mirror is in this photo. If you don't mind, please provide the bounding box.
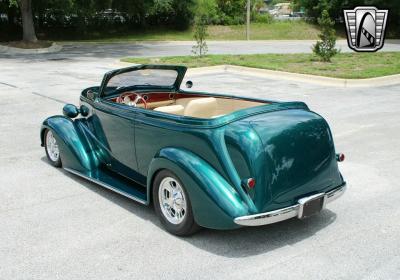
[63,104,79,118]
[185,81,193,88]
[87,89,98,101]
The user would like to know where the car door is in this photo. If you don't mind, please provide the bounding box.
[92,100,138,175]
[91,65,187,183]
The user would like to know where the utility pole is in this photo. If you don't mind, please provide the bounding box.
[246,0,250,40]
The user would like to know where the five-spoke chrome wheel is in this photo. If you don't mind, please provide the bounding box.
[44,129,62,167]
[158,177,187,225]
[153,170,200,236]
[46,130,60,162]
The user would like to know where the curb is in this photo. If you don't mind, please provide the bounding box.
[0,42,62,55]
[115,61,400,88]
[222,65,400,88]
[187,65,400,88]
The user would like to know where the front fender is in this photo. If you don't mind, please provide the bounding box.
[147,147,250,230]
[41,116,99,172]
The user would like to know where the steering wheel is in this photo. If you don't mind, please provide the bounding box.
[116,92,147,109]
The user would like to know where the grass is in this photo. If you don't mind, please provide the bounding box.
[122,52,400,79]
[59,21,341,42]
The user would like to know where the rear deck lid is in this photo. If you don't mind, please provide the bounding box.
[249,109,343,206]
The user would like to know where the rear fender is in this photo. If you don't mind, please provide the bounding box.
[41,116,100,172]
[147,147,249,229]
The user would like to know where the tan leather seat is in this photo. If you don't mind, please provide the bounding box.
[154,105,184,115]
[184,97,217,118]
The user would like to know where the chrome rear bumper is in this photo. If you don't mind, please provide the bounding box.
[234,184,346,226]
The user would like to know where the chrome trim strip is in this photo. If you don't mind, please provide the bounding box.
[64,168,147,205]
[326,184,346,203]
[234,184,347,226]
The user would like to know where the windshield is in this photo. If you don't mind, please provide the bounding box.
[106,69,178,91]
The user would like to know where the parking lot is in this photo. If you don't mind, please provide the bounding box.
[1,52,400,279]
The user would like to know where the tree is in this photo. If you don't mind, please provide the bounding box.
[192,15,208,57]
[192,0,217,57]
[216,0,246,24]
[293,0,336,20]
[171,0,195,30]
[313,9,338,62]
[10,0,37,42]
[20,0,37,42]
[293,0,400,38]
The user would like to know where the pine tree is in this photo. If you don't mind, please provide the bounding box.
[313,9,338,62]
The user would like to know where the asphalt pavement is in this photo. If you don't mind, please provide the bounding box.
[0,48,400,279]
[1,39,400,59]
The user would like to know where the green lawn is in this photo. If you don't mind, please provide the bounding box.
[62,21,339,42]
[122,52,400,79]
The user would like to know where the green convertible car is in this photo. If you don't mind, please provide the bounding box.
[41,64,346,236]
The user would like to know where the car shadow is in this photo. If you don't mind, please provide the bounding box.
[187,209,336,258]
[42,157,337,258]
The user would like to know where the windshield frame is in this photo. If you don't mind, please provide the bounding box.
[99,64,187,98]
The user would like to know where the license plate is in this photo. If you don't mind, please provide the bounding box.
[298,194,325,219]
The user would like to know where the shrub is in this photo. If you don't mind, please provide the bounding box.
[192,0,219,56]
[215,0,246,25]
[313,9,338,62]
[192,14,208,57]
[253,13,273,24]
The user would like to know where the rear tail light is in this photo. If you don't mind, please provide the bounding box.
[246,178,256,189]
[336,153,345,162]
[241,178,256,191]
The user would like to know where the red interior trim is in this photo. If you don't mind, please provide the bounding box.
[110,91,269,105]
[110,92,205,103]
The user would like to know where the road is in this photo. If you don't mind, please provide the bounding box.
[1,39,400,59]
[0,52,400,279]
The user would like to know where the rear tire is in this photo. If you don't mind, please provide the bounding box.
[44,129,62,168]
[153,170,200,236]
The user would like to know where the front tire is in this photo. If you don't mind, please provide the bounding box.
[44,129,62,168]
[153,170,200,236]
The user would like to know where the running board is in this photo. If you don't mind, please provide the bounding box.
[64,167,148,205]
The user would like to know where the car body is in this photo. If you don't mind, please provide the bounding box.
[41,64,346,235]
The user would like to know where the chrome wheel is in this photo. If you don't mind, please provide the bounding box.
[158,177,187,225]
[46,130,60,162]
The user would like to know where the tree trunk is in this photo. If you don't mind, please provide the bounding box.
[19,0,37,42]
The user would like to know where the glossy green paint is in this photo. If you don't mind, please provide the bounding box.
[40,65,345,230]
[248,109,343,209]
[147,148,249,229]
[62,104,79,118]
[41,116,101,172]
